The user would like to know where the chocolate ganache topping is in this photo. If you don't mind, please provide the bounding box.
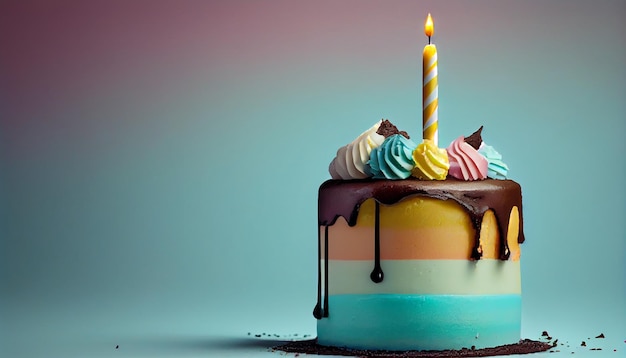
[318,178,525,251]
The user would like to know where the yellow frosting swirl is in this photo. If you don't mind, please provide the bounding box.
[411,139,449,180]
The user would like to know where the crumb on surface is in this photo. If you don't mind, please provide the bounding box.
[274,338,553,357]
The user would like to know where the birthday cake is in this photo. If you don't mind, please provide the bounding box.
[311,13,527,353]
[314,120,524,351]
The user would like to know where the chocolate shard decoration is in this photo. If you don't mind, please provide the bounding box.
[377,119,410,139]
[464,125,484,150]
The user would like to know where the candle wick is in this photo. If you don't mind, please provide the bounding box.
[428,36,431,45]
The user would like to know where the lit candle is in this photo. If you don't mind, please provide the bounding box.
[422,13,438,146]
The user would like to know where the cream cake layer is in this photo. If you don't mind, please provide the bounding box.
[324,259,520,295]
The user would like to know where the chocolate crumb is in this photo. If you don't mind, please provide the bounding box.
[274,338,552,357]
[541,331,550,337]
[595,333,605,338]
[590,348,602,351]
[581,341,586,347]
[377,119,410,139]
[464,126,483,150]
[115,345,119,349]
[255,334,261,338]
[471,346,476,350]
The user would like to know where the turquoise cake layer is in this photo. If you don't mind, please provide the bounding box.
[317,294,522,351]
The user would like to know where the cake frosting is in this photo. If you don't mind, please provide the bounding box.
[479,143,509,179]
[447,135,488,180]
[329,120,385,180]
[411,139,449,180]
[314,120,524,351]
[369,134,417,180]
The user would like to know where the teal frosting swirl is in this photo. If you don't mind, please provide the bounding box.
[478,144,509,179]
[368,134,417,179]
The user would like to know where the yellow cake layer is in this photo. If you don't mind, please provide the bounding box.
[321,197,520,260]
[323,259,521,295]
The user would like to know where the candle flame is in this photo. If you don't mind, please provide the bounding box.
[424,13,434,37]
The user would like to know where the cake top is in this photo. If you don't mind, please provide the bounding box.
[318,178,525,247]
[328,120,509,181]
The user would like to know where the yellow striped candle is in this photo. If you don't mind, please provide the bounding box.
[423,13,438,146]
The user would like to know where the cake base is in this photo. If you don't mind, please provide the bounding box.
[318,294,521,351]
[273,339,553,357]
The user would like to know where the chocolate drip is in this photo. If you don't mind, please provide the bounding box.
[470,216,483,260]
[313,225,322,319]
[323,225,329,317]
[369,202,384,283]
[496,211,511,260]
[314,225,330,319]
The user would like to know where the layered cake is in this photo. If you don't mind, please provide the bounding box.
[313,121,525,351]
[308,13,530,353]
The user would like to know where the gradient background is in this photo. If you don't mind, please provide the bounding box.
[1,1,625,357]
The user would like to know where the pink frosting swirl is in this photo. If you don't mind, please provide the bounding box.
[446,136,488,180]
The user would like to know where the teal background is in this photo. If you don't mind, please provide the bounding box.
[1,0,625,357]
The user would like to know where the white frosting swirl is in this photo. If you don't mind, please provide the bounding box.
[329,121,385,179]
